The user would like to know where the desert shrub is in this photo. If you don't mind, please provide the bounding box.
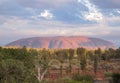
[67,80,93,83]
[53,78,93,83]
[112,73,120,83]
[72,73,93,82]
[53,77,71,83]
[104,72,113,77]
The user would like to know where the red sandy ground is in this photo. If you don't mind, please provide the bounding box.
[45,68,120,81]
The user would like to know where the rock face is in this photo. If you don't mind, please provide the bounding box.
[6,36,115,49]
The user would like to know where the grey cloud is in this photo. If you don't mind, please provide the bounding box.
[0,1,33,16]
[0,0,51,17]
[91,0,120,9]
[105,16,120,27]
[16,0,76,9]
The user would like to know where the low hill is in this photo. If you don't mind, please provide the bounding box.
[6,36,115,49]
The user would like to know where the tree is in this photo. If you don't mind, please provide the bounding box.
[68,49,74,74]
[35,49,53,82]
[95,48,102,62]
[77,48,87,74]
[55,49,68,77]
[102,50,109,71]
[114,48,120,59]
[94,54,98,74]
[0,47,39,83]
[0,59,38,83]
[87,50,94,61]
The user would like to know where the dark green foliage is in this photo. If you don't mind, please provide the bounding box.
[50,76,93,83]
[68,49,74,60]
[94,55,98,74]
[67,80,93,83]
[104,72,113,77]
[0,59,39,83]
[0,46,120,83]
[55,49,68,77]
[68,49,74,74]
[72,73,93,82]
[38,49,52,69]
[112,73,120,83]
[77,48,86,59]
[0,59,25,83]
[114,48,120,59]
[0,47,39,83]
[80,56,87,73]
[104,48,120,59]
[77,48,87,74]
[87,51,94,61]
[95,48,102,62]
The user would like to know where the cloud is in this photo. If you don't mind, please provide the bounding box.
[38,10,54,19]
[105,16,120,27]
[83,12,103,22]
[0,0,78,22]
[77,0,103,22]
[1,16,28,30]
[116,9,120,14]
[16,0,75,8]
[0,0,34,17]
[91,0,120,9]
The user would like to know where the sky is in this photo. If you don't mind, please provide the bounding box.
[0,0,120,47]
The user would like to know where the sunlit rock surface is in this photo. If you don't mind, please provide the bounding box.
[6,36,115,49]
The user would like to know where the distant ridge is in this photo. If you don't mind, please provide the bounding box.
[6,36,115,49]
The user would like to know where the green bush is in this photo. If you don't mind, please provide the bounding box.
[72,73,93,82]
[104,72,113,77]
[67,80,93,83]
[0,47,39,83]
[112,73,120,83]
[53,78,93,83]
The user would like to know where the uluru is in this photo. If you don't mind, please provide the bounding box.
[6,36,115,49]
